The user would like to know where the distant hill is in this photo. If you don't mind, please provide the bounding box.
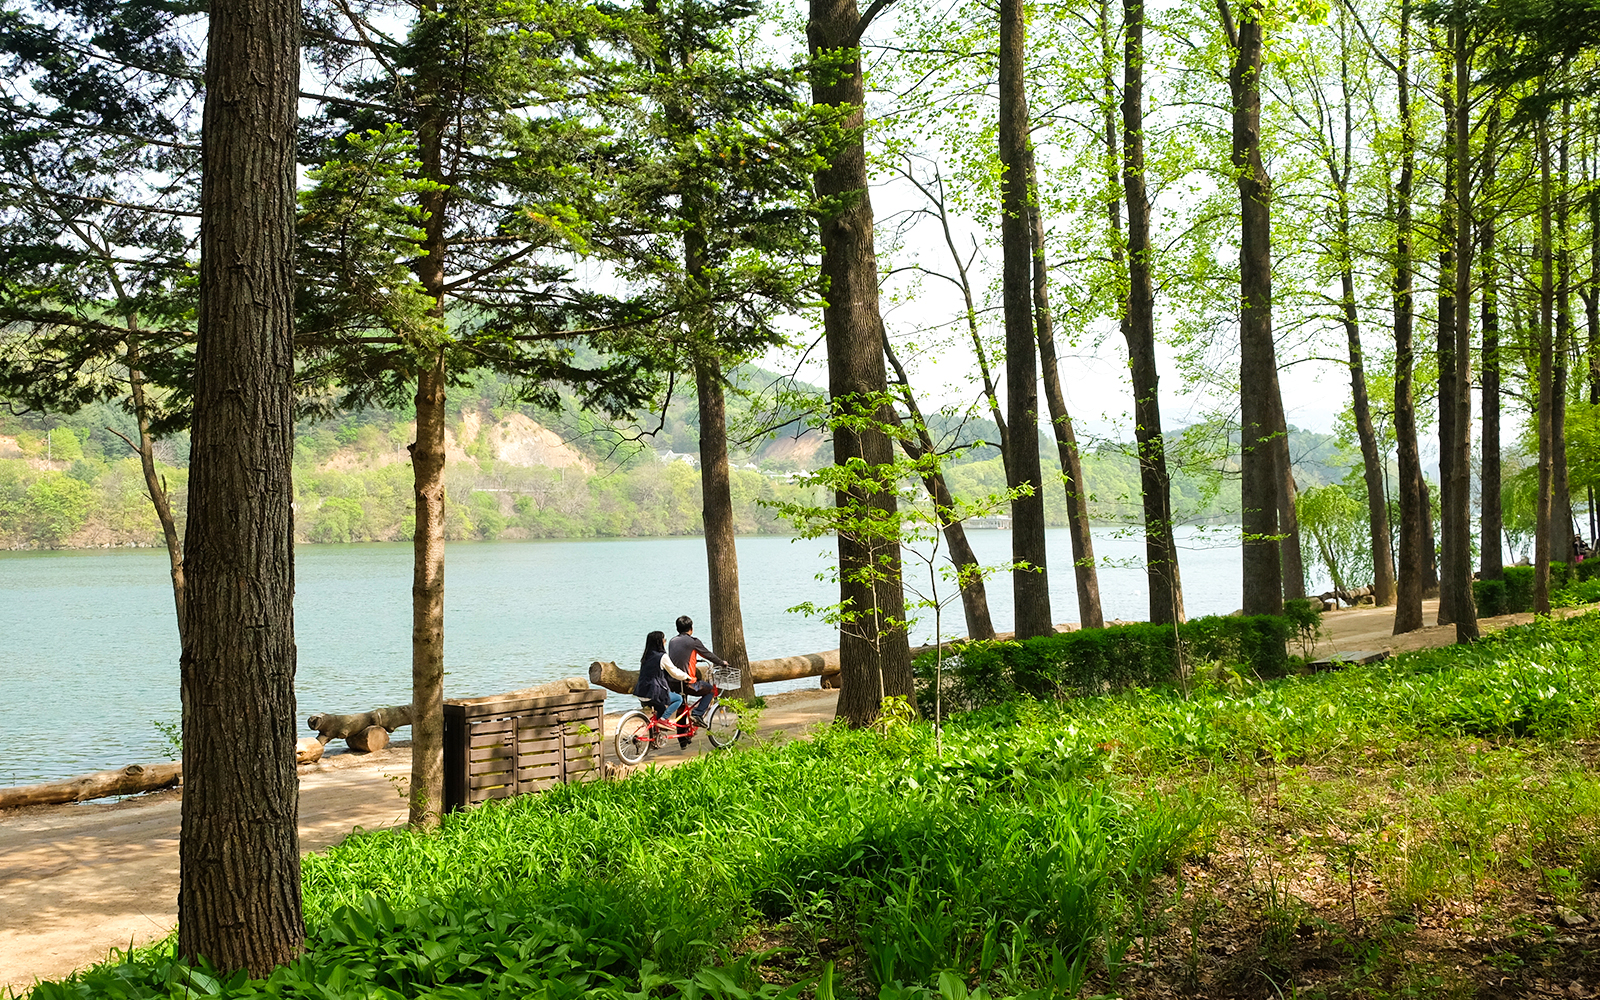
[1,363,1365,549]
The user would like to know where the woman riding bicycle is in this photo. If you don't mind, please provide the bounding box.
[633,630,690,726]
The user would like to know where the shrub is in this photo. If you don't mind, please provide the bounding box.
[1504,565,1536,613]
[918,614,1294,712]
[1474,578,1507,617]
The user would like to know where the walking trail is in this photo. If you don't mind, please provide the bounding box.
[0,598,1567,994]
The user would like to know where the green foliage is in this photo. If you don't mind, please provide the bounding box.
[1506,565,1536,612]
[1474,577,1508,617]
[916,614,1295,713]
[1296,483,1369,593]
[36,721,1198,999]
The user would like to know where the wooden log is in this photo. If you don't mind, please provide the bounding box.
[295,737,327,765]
[586,630,1072,695]
[0,762,182,810]
[306,704,413,741]
[347,726,389,753]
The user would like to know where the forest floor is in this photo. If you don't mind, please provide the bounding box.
[0,597,1584,997]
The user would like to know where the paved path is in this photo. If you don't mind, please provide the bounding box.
[0,690,839,995]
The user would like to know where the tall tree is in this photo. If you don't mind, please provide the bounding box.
[999,0,1052,638]
[1027,143,1104,629]
[808,0,914,723]
[1122,0,1184,624]
[883,332,997,640]
[1445,21,1478,640]
[1434,34,1460,626]
[1219,0,1284,615]
[627,0,825,701]
[1480,103,1504,582]
[178,0,302,973]
[300,0,657,824]
[1393,0,1427,634]
[0,0,201,633]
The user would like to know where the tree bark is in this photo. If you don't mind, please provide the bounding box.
[1392,0,1425,634]
[1124,0,1184,625]
[883,333,997,641]
[1480,106,1503,582]
[1551,105,1574,567]
[1335,206,1396,605]
[809,0,913,725]
[1447,26,1478,640]
[1222,0,1282,615]
[1026,146,1103,629]
[1273,391,1305,599]
[696,355,755,700]
[1537,117,1555,614]
[1435,49,1458,627]
[179,0,303,973]
[999,0,1052,638]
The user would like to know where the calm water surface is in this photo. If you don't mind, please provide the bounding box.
[0,528,1240,785]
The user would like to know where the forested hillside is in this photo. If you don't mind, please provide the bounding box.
[0,367,1360,550]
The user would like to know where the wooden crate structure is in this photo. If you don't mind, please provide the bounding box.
[443,688,606,812]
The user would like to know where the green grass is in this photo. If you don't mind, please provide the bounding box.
[30,611,1600,1000]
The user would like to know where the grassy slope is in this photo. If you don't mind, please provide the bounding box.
[29,612,1600,999]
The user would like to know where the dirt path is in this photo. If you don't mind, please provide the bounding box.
[0,689,839,995]
[1,601,1586,994]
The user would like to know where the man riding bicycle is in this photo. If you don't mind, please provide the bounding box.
[667,615,727,743]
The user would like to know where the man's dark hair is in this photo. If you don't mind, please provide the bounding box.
[675,615,693,634]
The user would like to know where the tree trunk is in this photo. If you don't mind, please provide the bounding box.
[1392,0,1424,635]
[1124,0,1184,625]
[126,350,186,636]
[1435,51,1458,627]
[1447,27,1478,640]
[696,355,755,700]
[1421,476,1439,594]
[1536,116,1555,614]
[1336,207,1396,604]
[1026,146,1103,629]
[406,35,453,825]
[809,0,913,725]
[883,333,997,641]
[409,351,447,826]
[1551,106,1574,568]
[1480,106,1503,582]
[1223,0,1282,615]
[1000,0,1052,638]
[179,0,303,973]
[1273,391,1305,599]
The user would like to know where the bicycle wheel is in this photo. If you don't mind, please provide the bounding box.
[614,711,654,765]
[705,703,743,749]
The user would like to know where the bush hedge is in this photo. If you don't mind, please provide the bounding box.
[917,613,1297,713]
[1475,563,1583,616]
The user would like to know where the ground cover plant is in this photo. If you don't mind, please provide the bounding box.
[27,610,1600,999]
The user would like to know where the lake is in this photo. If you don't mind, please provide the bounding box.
[0,527,1242,785]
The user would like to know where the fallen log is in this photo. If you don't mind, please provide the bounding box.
[306,704,413,741]
[0,762,182,810]
[587,630,1066,696]
[348,725,389,753]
